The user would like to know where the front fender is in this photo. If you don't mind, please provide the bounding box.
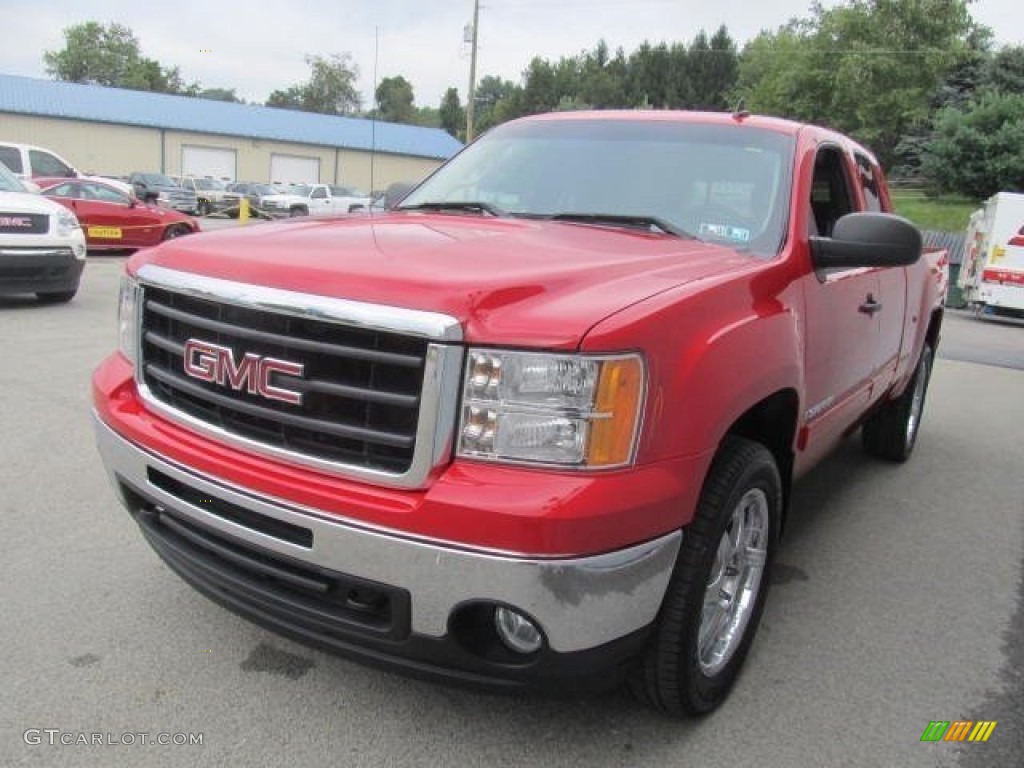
[581,262,804,463]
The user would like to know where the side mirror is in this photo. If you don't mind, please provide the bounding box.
[810,212,921,270]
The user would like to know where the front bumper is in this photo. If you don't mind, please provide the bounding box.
[0,247,84,296]
[94,415,682,690]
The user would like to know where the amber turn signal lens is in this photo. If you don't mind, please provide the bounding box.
[587,357,644,466]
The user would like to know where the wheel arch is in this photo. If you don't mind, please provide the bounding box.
[721,389,799,528]
[925,307,943,353]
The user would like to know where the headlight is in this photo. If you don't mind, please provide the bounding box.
[55,208,81,236]
[457,350,645,468]
[117,276,141,364]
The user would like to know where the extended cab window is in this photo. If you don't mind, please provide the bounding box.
[30,149,74,177]
[0,146,23,174]
[855,153,882,212]
[401,120,795,255]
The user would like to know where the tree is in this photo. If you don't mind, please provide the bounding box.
[376,76,416,124]
[473,76,521,132]
[44,21,192,94]
[44,22,141,86]
[521,57,560,114]
[439,87,464,139]
[921,91,1024,197]
[735,0,983,165]
[197,87,242,103]
[412,106,442,128]
[266,86,304,110]
[302,53,361,115]
[267,53,361,115]
[913,43,1024,195]
[979,45,1024,94]
[689,26,738,110]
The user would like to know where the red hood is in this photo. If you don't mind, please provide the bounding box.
[133,213,753,348]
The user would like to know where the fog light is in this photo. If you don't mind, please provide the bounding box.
[494,607,543,654]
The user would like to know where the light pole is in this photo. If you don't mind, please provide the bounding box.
[465,0,480,142]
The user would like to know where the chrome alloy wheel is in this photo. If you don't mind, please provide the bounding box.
[698,488,769,676]
[905,351,930,448]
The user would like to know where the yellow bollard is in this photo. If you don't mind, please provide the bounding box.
[239,198,250,224]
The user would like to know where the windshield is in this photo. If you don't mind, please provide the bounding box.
[139,173,176,187]
[401,118,795,253]
[290,185,312,196]
[0,161,27,193]
[194,178,225,191]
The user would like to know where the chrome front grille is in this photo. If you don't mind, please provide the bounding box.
[133,265,464,488]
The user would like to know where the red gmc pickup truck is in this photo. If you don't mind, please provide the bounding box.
[93,110,947,716]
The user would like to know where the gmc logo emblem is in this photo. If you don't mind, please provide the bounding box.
[183,339,305,405]
[0,216,32,228]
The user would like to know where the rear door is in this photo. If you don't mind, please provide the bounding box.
[801,143,879,458]
[855,152,908,387]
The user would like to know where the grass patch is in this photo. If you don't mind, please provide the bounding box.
[890,190,979,233]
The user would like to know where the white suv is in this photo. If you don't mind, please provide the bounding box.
[0,161,87,303]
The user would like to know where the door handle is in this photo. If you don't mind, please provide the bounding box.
[859,294,883,315]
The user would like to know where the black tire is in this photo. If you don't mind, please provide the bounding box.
[289,206,308,218]
[36,290,77,304]
[630,436,781,716]
[862,344,933,462]
[163,224,192,241]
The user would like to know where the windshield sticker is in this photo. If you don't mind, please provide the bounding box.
[699,222,751,242]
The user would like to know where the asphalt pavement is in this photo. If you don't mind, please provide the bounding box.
[1,256,1021,768]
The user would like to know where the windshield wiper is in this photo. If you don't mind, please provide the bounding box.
[549,213,693,239]
[396,201,506,217]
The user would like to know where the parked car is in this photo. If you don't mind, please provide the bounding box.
[39,177,198,250]
[0,161,86,303]
[171,176,242,216]
[128,172,198,214]
[225,182,280,216]
[0,141,80,180]
[258,183,373,218]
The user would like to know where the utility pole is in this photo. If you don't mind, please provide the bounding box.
[465,0,480,142]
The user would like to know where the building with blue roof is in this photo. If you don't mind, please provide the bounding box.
[0,74,462,191]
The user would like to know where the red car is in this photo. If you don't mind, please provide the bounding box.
[39,177,198,250]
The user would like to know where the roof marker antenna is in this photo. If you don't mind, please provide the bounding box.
[732,98,750,121]
[370,25,379,203]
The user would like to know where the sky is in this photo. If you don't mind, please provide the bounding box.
[2,0,1021,109]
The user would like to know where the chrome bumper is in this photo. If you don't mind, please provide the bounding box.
[94,414,681,653]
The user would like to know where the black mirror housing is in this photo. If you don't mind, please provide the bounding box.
[811,212,922,270]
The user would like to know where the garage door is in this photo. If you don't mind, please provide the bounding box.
[181,146,236,181]
[271,154,320,185]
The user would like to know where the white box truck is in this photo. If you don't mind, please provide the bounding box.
[959,192,1024,317]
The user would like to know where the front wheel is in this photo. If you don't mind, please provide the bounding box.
[163,224,193,241]
[630,436,781,716]
[862,344,933,462]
